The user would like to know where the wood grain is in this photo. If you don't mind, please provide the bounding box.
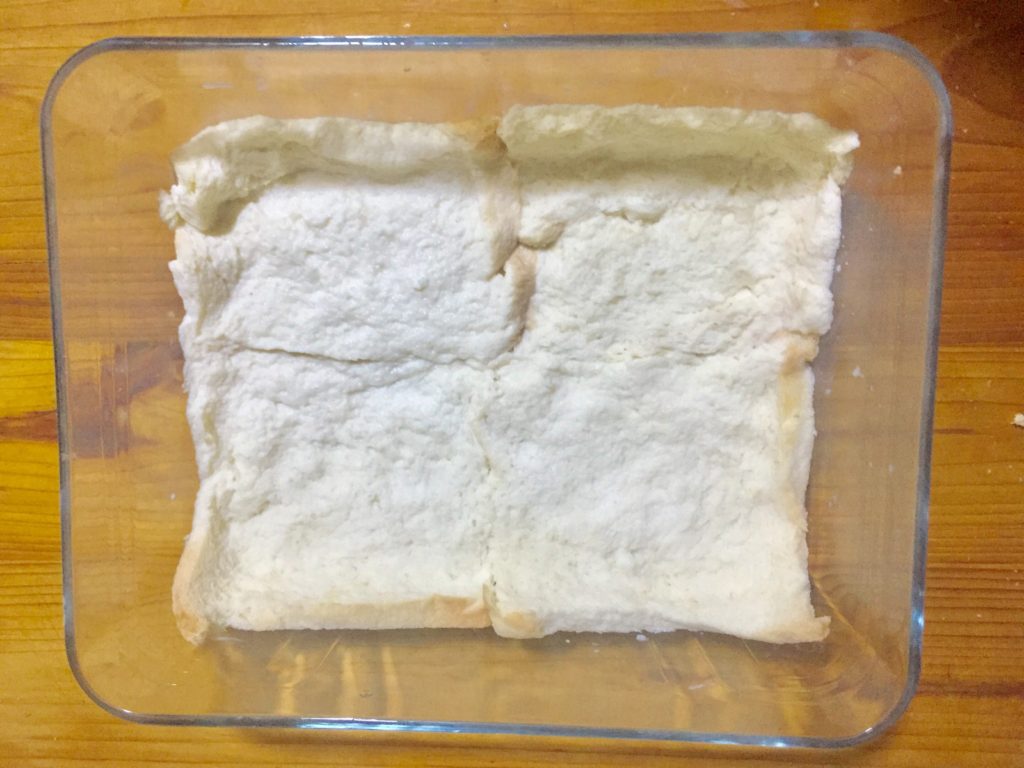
[2,0,1023,765]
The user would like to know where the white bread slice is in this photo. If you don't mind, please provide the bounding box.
[165,117,528,643]
[173,340,494,641]
[163,116,524,364]
[498,104,854,360]
[480,105,857,642]
[481,340,824,642]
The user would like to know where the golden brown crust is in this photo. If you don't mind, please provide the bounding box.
[776,333,819,530]
[270,595,491,632]
[174,531,491,644]
[772,333,830,643]
[489,611,544,639]
[176,585,491,645]
[483,582,544,638]
[448,117,503,153]
[456,119,521,275]
[171,527,212,645]
[753,616,830,644]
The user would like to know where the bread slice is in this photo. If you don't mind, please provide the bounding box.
[165,107,856,645]
[164,116,528,643]
[164,116,524,364]
[173,340,496,641]
[479,105,857,642]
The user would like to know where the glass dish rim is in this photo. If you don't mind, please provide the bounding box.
[42,31,951,748]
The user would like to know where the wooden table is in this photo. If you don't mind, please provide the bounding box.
[2,1,1022,765]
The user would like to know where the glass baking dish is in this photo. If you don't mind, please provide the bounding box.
[42,33,950,746]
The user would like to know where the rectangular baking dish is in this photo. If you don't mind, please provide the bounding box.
[43,33,950,746]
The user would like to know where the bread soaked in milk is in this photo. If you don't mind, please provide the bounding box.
[161,106,857,645]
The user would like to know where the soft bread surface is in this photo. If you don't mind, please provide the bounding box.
[163,108,857,644]
[166,117,519,643]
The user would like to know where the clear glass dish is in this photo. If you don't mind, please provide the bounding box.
[42,33,950,746]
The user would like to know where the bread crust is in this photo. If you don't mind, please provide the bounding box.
[767,334,830,643]
[171,523,211,644]
[174,521,491,644]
